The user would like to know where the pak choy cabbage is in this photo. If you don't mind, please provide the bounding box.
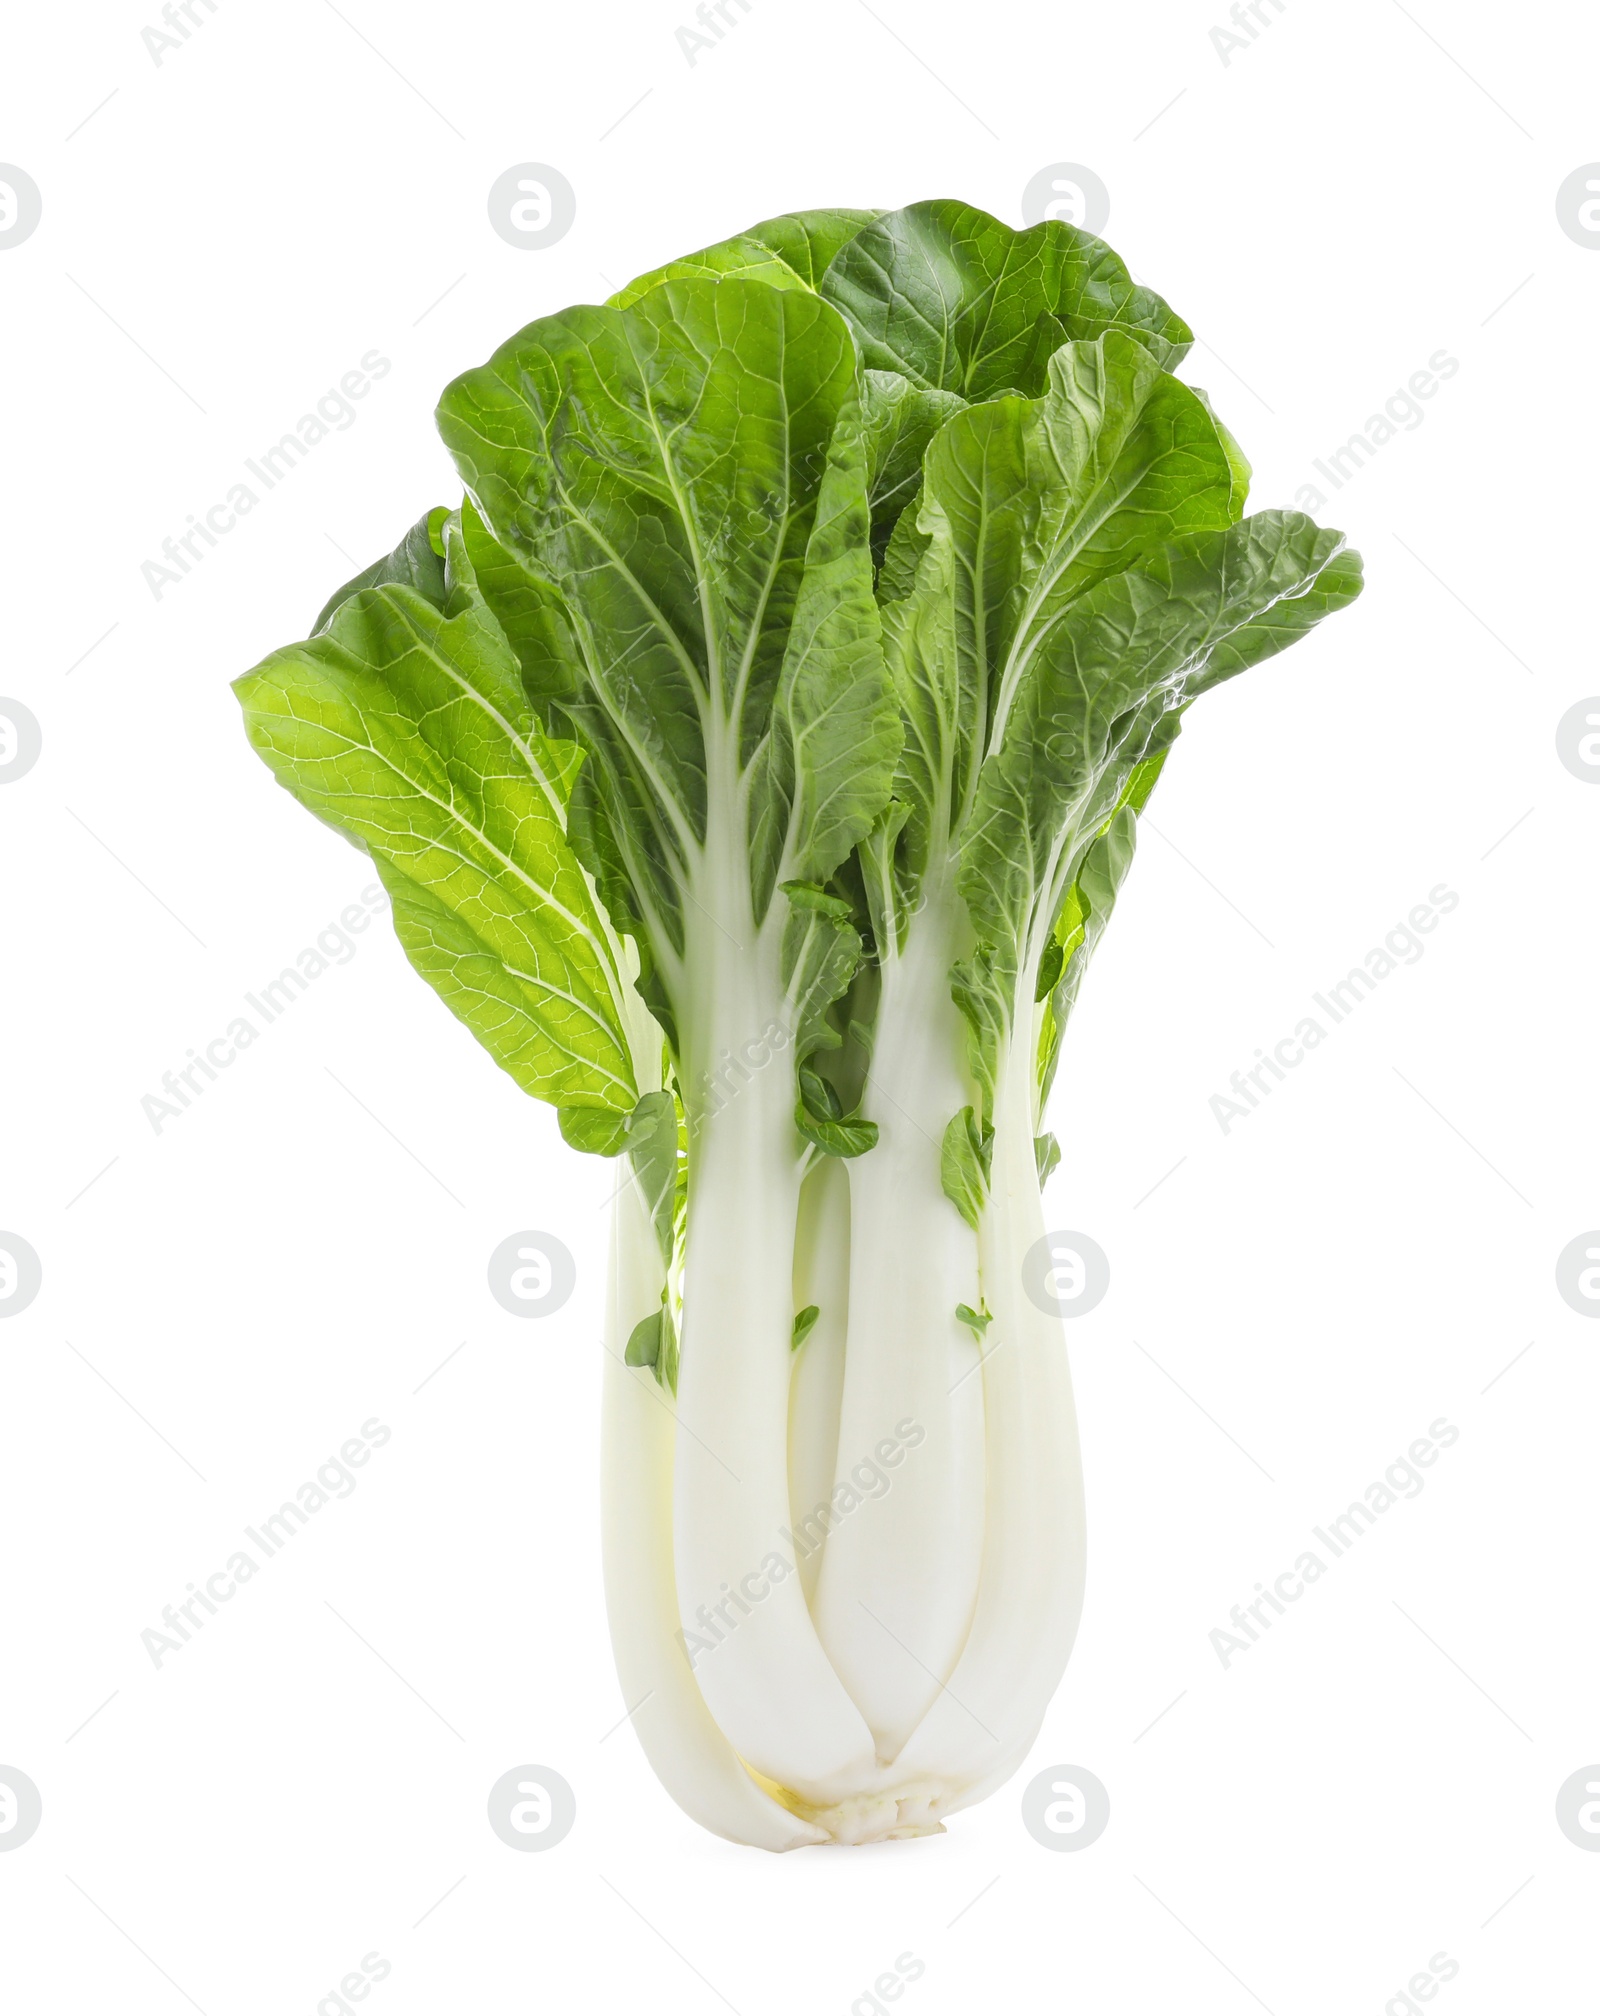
[235,200,1362,1848]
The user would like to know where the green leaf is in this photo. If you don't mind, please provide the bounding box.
[1046,804,1140,1032]
[1122,744,1173,815]
[783,883,863,1067]
[781,880,853,915]
[1034,1131,1061,1187]
[558,1105,631,1156]
[455,498,585,714]
[436,279,901,1008]
[874,494,932,607]
[957,512,1364,1097]
[947,951,1007,1125]
[795,1097,879,1158]
[626,1089,681,1264]
[235,583,638,1118]
[819,199,1192,401]
[1031,744,1174,1107]
[608,207,883,307]
[1187,526,1367,696]
[879,333,1242,909]
[955,1301,991,1338]
[625,1309,663,1369]
[861,370,965,566]
[748,376,904,906]
[312,507,450,634]
[791,1304,821,1351]
[940,1105,993,1229]
[1190,388,1252,520]
[798,1063,843,1121]
[624,1301,679,1393]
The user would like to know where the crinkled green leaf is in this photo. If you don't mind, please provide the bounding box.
[852,797,914,965]
[1055,809,1138,1011]
[880,332,1242,912]
[1035,804,1141,1107]
[436,279,901,1010]
[861,370,965,566]
[456,498,584,713]
[820,198,1193,400]
[234,583,638,1117]
[957,512,1364,1106]
[874,494,932,608]
[782,881,863,1065]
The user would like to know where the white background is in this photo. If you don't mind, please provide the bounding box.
[2,0,1597,2010]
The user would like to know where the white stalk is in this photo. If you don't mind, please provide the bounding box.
[601,1170,825,1849]
[812,878,986,1756]
[892,1023,1086,1793]
[670,891,876,1801]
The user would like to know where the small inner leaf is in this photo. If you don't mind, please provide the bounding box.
[795,1101,880,1160]
[940,1105,993,1229]
[624,1310,662,1370]
[798,1063,844,1122]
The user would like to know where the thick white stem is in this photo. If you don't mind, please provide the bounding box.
[600,1174,825,1849]
[893,1028,1086,1794]
[812,893,986,1756]
[671,918,876,1802]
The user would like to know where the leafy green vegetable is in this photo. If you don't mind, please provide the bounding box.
[233,197,1362,1854]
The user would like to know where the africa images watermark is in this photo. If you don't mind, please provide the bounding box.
[314,1952,393,2016]
[677,1418,926,1666]
[141,0,228,66]
[1209,1417,1460,1668]
[141,884,387,1133]
[1210,0,1292,65]
[696,1017,791,1119]
[675,0,754,65]
[140,349,391,600]
[1292,349,1461,514]
[1209,882,1459,1135]
[141,1418,392,1668]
